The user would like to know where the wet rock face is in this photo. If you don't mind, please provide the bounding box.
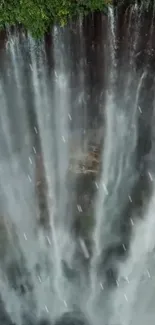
[54,312,89,325]
[38,319,51,325]
[0,312,88,325]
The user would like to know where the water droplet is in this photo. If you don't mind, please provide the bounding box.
[116,280,119,287]
[64,300,68,308]
[124,294,128,302]
[128,195,132,203]
[23,233,27,240]
[95,182,99,189]
[45,305,49,313]
[34,126,38,134]
[100,282,104,290]
[29,64,33,71]
[148,171,153,181]
[102,182,108,195]
[138,106,142,113]
[62,136,66,143]
[38,276,42,283]
[77,204,83,212]
[54,70,58,78]
[28,175,32,183]
[130,218,134,226]
[79,237,89,259]
[68,114,72,121]
[46,236,51,245]
[125,276,129,283]
[122,244,126,251]
[29,157,32,164]
[33,146,36,154]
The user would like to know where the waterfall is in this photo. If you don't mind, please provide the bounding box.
[0,2,155,325]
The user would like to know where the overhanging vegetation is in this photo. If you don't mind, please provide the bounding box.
[0,0,112,38]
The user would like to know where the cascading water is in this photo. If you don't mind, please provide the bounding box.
[0,2,155,325]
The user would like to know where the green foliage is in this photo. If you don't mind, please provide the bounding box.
[0,0,112,38]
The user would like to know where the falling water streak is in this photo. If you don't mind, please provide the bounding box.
[132,3,143,54]
[53,26,76,264]
[135,71,146,106]
[0,37,44,323]
[92,15,146,260]
[28,36,65,315]
[6,35,34,173]
[111,182,155,325]
[53,26,70,229]
[1,36,42,272]
[104,61,152,325]
[91,68,145,268]
[149,94,155,175]
[127,2,141,55]
[108,6,116,70]
[107,6,117,92]
[123,4,135,64]
[29,29,79,313]
[142,0,152,11]
[87,9,117,309]
[0,271,23,325]
[52,27,79,307]
[6,36,31,151]
[88,6,148,314]
[124,3,141,100]
[53,26,87,310]
[93,102,134,254]
[0,83,13,156]
[146,0,155,56]
[0,85,24,323]
[124,4,132,27]
[126,5,135,55]
[78,16,88,153]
